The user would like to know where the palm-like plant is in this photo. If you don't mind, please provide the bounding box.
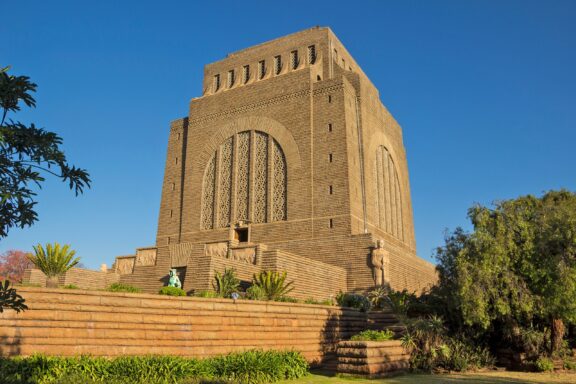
[28,243,80,288]
[252,271,294,300]
[213,268,240,298]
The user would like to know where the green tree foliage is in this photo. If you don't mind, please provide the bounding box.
[213,268,240,298]
[252,271,294,301]
[0,280,28,313]
[28,243,80,287]
[435,190,576,354]
[0,66,90,238]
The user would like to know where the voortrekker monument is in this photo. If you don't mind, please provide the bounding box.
[113,27,437,298]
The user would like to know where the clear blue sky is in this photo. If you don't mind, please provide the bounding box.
[2,1,575,268]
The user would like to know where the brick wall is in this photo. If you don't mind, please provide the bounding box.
[0,288,373,363]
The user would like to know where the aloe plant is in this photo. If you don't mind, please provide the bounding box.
[213,268,240,298]
[252,271,294,301]
[28,243,80,288]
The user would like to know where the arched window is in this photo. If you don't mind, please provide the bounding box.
[373,146,404,240]
[201,130,287,229]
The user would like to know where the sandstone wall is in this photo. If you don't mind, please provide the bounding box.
[0,288,369,363]
[21,268,119,290]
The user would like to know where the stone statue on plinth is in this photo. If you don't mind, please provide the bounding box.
[370,240,390,286]
[168,269,182,288]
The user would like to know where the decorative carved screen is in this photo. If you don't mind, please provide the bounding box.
[201,130,287,229]
[374,146,404,241]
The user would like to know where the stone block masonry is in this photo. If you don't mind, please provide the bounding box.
[115,26,437,298]
[1,288,391,364]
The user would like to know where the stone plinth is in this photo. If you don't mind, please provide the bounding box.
[336,340,410,377]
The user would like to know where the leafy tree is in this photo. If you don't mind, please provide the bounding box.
[0,280,27,313]
[0,66,90,238]
[28,242,80,288]
[435,190,576,354]
[0,249,33,283]
[252,271,294,301]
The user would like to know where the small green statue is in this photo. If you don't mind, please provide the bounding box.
[168,269,182,288]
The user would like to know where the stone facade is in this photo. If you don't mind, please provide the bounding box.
[115,27,437,297]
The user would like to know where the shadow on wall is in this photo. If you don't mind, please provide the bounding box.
[0,329,21,357]
[318,313,341,369]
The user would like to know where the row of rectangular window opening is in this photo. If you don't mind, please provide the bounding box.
[213,45,317,91]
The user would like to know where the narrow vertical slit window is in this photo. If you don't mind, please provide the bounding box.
[258,60,266,79]
[213,74,220,92]
[328,123,333,132]
[290,50,299,69]
[329,185,333,195]
[243,65,250,84]
[307,45,316,64]
[169,209,173,218]
[328,95,332,103]
[227,70,235,88]
[171,182,175,191]
[329,153,333,163]
[274,55,282,75]
[329,219,334,228]
[333,48,338,62]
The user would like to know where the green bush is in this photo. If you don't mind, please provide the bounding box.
[276,296,298,303]
[0,349,309,384]
[335,292,371,312]
[106,283,142,293]
[350,329,394,341]
[194,290,219,298]
[564,360,576,370]
[401,316,495,372]
[535,357,554,372]
[246,285,266,301]
[159,286,186,296]
[213,268,240,298]
[303,297,334,306]
[63,284,79,289]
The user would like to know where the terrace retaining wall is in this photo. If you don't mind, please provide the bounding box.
[0,288,374,364]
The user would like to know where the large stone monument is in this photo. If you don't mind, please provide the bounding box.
[113,27,437,299]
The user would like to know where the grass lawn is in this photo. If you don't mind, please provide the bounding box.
[279,370,576,384]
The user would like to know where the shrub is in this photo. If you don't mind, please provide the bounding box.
[304,297,334,306]
[535,357,554,372]
[0,349,309,384]
[28,243,80,288]
[246,284,266,300]
[367,286,389,309]
[63,284,79,289]
[213,268,240,298]
[194,290,219,298]
[252,271,294,301]
[276,296,298,303]
[401,315,494,372]
[564,360,576,370]
[106,283,142,293]
[387,289,417,317]
[0,280,27,313]
[350,329,394,341]
[159,286,186,296]
[335,292,371,312]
